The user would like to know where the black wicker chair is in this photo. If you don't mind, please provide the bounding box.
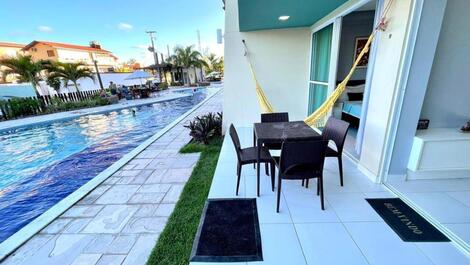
[322,117,350,186]
[253,112,289,173]
[276,140,329,212]
[230,124,276,196]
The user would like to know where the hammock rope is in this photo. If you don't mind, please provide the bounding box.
[242,0,394,126]
[242,40,275,113]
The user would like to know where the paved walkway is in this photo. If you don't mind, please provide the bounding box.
[3,91,223,265]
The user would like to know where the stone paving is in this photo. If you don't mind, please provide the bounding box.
[2,90,223,265]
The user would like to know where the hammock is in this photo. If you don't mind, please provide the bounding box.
[243,33,373,127]
[243,0,392,127]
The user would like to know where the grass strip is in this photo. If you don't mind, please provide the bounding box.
[147,136,223,265]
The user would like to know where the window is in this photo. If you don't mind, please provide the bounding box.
[31,47,37,52]
[47,50,55,57]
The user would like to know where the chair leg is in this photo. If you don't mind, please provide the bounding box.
[257,167,260,197]
[265,162,269,176]
[319,177,325,210]
[270,162,275,192]
[253,131,256,169]
[276,176,282,213]
[236,163,241,196]
[301,179,305,186]
[317,178,320,196]
[306,179,309,188]
[338,155,344,186]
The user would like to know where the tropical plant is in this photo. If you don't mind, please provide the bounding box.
[171,46,208,85]
[204,53,224,74]
[0,55,45,97]
[46,75,62,91]
[184,112,222,144]
[45,62,94,92]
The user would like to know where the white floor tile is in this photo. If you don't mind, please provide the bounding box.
[284,192,340,223]
[403,192,470,223]
[447,191,470,208]
[251,224,307,265]
[446,223,470,244]
[326,193,383,222]
[415,243,470,265]
[255,194,291,224]
[345,222,434,265]
[295,223,368,265]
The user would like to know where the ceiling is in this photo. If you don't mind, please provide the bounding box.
[238,0,349,32]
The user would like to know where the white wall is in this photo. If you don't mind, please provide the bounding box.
[223,0,311,128]
[56,49,91,64]
[419,0,470,129]
[359,0,413,176]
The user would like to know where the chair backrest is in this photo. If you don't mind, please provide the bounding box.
[261,112,289,123]
[229,124,242,158]
[322,117,350,153]
[279,140,328,178]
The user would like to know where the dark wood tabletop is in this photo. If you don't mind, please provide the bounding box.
[253,121,321,143]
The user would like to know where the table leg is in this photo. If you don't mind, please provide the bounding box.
[257,139,261,197]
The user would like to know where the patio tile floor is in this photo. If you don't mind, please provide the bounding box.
[2,91,223,265]
[191,126,470,265]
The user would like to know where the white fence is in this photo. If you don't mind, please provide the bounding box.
[0,73,145,98]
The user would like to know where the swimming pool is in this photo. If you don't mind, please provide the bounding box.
[0,88,217,243]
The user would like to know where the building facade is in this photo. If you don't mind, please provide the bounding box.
[21,41,119,72]
[0,42,25,83]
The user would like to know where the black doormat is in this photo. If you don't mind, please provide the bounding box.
[190,198,263,262]
[366,198,449,242]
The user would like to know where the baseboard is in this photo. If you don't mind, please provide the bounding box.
[407,169,470,180]
[357,163,379,183]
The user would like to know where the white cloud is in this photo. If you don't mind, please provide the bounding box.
[37,25,53,33]
[132,44,148,50]
[118,22,133,31]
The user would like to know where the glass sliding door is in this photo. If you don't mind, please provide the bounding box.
[308,24,333,114]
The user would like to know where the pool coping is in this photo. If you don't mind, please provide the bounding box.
[0,91,194,133]
[0,87,222,261]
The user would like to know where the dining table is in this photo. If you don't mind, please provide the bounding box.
[253,121,322,196]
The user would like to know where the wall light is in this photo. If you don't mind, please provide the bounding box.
[278,15,290,21]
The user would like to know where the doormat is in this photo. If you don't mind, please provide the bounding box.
[190,198,263,262]
[366,198,449,242]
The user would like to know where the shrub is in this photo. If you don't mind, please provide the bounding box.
[184,112,222,145]
[158,82,169,90]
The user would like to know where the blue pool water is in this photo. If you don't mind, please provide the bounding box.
[0,88,216,243]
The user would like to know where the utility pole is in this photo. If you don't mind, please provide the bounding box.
[91,53,104,90]
[197,30,204,82]
[146,30,162,81]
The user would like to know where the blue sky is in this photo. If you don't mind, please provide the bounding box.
[0,0,225,64]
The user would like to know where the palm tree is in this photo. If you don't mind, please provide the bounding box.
[46,62,94,92]
[0,55,45,97]
[204,53,224,74]
[172,46,208,85]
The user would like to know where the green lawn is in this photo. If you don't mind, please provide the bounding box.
[146,136,223,265]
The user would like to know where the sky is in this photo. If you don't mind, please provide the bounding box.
[0,0,225,65]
